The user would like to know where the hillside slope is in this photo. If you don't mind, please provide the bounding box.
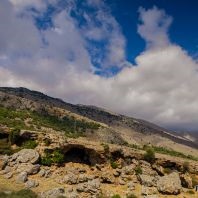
[0,87,197,158]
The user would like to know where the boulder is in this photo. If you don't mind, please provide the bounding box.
[141,186,158,196]
[138,174,157,187]
[4,172,13,179]
[25,180,39,188]
[9,149,39,164]
[63,172,78,184]
[16,163,40,175]
[40,187,65,198]
[180,173,193,189]
[101,172,115,184]
[157,172,182,194]
[16,171,28,183]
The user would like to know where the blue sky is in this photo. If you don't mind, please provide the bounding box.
[0,0,198,131]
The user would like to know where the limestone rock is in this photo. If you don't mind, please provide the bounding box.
[40,187,65,198]
[101,172,115,184]
[142,186,158,196]
[16,171,28,183]
[9,149,39,164]
[25,180,39,188]
[180,173,193,189]
[138,174,157,187]
[16,163,40,175]
[64,172,78,184]
[157,172,182,195]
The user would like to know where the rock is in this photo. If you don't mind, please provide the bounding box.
[3,166,11,174]
[64,172,78,184]
[142,186,158,195]
[9,149,39,164]
[16,163,40,175]
[118,178,126,185]
[143,195,159,198]
[25,180,39,188]
[180,173,193,189]
[138,174,157,187]
[4,172,13,179]
[152,164,164,176]
[101,172,115,184]
[40,187,65,198]
[140,161,157,176]
[78,174,89,183]
[16,171,28,183]
[76,179,100,195]
[127,181,135,190]
[121,164,135,175]
[113,169,121,177]
[0,155,8,170]
[157,172,182,195]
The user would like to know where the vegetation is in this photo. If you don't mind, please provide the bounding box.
[126,194,138,198]
[182,161,190,173]
[101,143,110,153]
[192,175,198,187]
[41,149,64,166]
[187,190,195,194]
[111,195,121,198]
[134,165,142,175]
[110,161,119,169]
[144,147,155,163]
[0,189,38,198]
[9,128,20,145]
[22,140,38,149]
[0,106,100,138]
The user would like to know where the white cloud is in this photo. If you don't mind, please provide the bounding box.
[0,2,198,130]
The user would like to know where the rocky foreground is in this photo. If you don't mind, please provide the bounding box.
[0,132,198,198]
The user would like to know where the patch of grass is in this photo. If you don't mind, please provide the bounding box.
[187,190,195,194]
[126,194,138,198]
[135,165,142,175]
[111,194,121,198]
[0,189,38,198]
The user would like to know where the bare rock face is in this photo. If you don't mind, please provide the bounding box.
[16,163,40,175]
[25,180,39,188]
[138,174,158,187]
[157,172,182,195]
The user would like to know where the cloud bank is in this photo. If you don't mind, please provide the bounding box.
[0,0,198,130]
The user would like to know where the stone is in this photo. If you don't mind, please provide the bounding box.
[127,181,135,190]
[9,149,39,164]
[152,164,164,176]
[101,172,115,184]
[64,172,78,184]
[121,164,135,175]
[142,186,158,195]
[25,180,39,188]
[78,174,89,183]
[16,171,28,183]
[180,173,193,189]
[4,172,13,179]
[138,174,157,187]
[16,163,40,175]
[157,172,182,195]
[3,166,11,174]
[40,187,65,198]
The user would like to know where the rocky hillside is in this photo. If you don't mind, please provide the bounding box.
[0,87,198,197]
[0,87,198,157]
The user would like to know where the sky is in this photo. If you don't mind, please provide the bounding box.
[0,0,198,131]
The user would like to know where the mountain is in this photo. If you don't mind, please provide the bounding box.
[0,87,198,197]
[0,87,198,159]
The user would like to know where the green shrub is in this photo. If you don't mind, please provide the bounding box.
[126,194,138,198]
[52,149,64,164]
[102,143,110,153]
[22,140,38,149]
[144,148,155,163]
[135,165,142,175]
[9,128,20,145]
[111,194,121,198]
[111,161,118,169]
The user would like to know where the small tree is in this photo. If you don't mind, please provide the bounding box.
[144,147,155,163]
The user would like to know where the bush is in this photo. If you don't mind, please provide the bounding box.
[44,138,51,146]
[102,143,110,153]
[9,128,20,145]
[144,148,155,163]
[187,190,195,194]
[111,195,121,198]
[135,165,142,175]
[52,149,64,164]
[22,140,38,149]
[111,161,118,169]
